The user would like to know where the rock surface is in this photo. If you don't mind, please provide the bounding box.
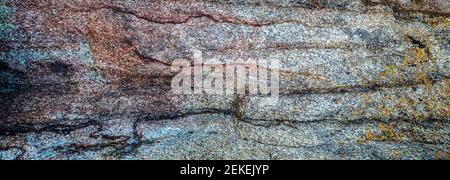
[0,0,449,160]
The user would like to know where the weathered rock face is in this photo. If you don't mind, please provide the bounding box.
[0,0,449,160]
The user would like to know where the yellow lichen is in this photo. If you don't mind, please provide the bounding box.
[378,123,400,141]
[362,93,372,104]
[359,123,403,143]
[365,128,374,141]
[415,48,427,63]
[352,110,362,117]
[380,65,397,78]
[403,48,429,66]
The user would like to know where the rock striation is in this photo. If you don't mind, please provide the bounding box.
[0,0,449,159]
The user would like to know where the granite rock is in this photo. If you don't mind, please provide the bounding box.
[0,0,449,160]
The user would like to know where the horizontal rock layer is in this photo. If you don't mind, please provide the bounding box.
[0,0,449,159]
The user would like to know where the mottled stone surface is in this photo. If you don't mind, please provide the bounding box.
[0,0,449,160]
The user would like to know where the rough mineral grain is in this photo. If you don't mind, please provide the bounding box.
[0,0,449,160]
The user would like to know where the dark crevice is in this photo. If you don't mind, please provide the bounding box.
[48,61,71,76]
[73,5,324,28]
[241,116,448,128]
[0,120,101,136]
[55,140,128,155]
[130,43,172,66]
[109,139,157,158]
[137,109,233,122]
[241,136,328,149]
[0,62,11,72]
[363,0,450,20]
[232,95,245,129]
[281,77,447,96]
[0,41,11,52]
[407,36,426,49]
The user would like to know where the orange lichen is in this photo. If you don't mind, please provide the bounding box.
[391,151,398,160]
[378,107,389,117]
[426,17,450,28]
[447,145,450,159]
[415,72,432,90]
[433,150,450,160]
[359,123,403,143]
